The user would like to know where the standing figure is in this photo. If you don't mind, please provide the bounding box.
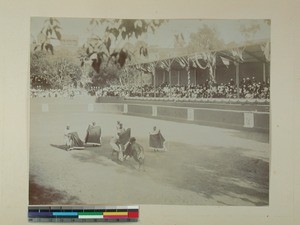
[149,126,167,151]
[116,121,122,132]
[110,126,131,162]
[116,122,125,135]
[110,135,124,161]
[64,125,85,151]
[85,122,102,146]
[64,125,72,150]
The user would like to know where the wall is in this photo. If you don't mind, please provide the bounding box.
[31,99,269,132]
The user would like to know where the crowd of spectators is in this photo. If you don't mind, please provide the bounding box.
[31,77,270,100]
[95,77,270,99]
[31,87,89,98]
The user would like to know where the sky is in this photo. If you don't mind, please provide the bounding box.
[30,18,270,48]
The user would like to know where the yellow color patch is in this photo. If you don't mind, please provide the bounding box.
[103,212,128,216]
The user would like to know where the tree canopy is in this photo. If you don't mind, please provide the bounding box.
[32,18,167,88]
[80,19,167,74]
[30,49,82,89]
[187,25,225,53]
[34,17,62,55]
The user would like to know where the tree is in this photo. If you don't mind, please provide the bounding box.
[187,25,224,83]
[118,66,152,86]
[239,21,261,42]
[30,51,51,88]
[33,17,62,55]
[30,49,82,89]
[187,25,224,53]
[88,59,121,87]
[32,18,167,88]
[80,19,167,81]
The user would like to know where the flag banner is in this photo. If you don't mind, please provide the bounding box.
[148,63,155,74]
[230,48,245,61]
[192,57,208,69]
[191,60,197,68]
[195,52,217,82]
[149,131,166,150]
[140,65,150,74]
[211,52,216,65]
[158,60,171,71]
[85,125,102,145]
[176,57,187,68]
[201,52,216,65]
[220,56,230,67]
[208,65,215,82]
[260,41,270,61]
[140,63,155,74]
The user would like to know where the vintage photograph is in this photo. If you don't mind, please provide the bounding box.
[29,18,270,206]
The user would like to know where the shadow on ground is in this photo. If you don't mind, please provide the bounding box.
[50,144,68,151]
[29,175,82,205]
[68,136,269,206]
[70,136,140,169]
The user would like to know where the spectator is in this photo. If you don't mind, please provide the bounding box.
[31,77,270,100]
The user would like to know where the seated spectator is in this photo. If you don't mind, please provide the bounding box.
[31,77,270,100]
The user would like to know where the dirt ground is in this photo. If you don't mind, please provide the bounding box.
[29,111,269,206]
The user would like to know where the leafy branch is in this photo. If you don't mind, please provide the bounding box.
[33,17,62,55]
[81,19,167,73]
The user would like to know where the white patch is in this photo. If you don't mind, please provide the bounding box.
[244,112,254,128]
[42,103,49,112]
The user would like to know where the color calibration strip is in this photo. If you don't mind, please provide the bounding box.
[28,205,139,222]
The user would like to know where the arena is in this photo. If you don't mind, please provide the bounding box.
[29,98,269,206]
[29,18,271,207]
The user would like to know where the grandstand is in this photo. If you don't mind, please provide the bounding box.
[31,39,271,133]
[125,40,270,99]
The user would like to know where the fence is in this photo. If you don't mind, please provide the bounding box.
[31,98,269,132]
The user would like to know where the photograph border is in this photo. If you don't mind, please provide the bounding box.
[0,0,299,224]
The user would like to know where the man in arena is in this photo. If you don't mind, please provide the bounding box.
[149,126,167,151]
[64,125,85,151]
[116,121,125,135]
[110,135,124,161]
[85,122,102,146]
[64,125,72,150]
[110,122,131,161]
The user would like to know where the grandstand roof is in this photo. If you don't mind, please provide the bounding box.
[217,40,270,64]
[127,39,270,68]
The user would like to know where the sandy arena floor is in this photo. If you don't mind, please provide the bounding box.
[29,111,270,206]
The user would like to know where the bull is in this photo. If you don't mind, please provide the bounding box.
[123,137,145,171]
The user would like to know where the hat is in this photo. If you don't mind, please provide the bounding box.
[130,137,136,143]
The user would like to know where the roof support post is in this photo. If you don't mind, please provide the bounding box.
[151,71,154,85]
[187,66,191,85]
[140,70,143,86]
[153,68,156,98]
[263,63,266,82]
[235,62,240,98]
